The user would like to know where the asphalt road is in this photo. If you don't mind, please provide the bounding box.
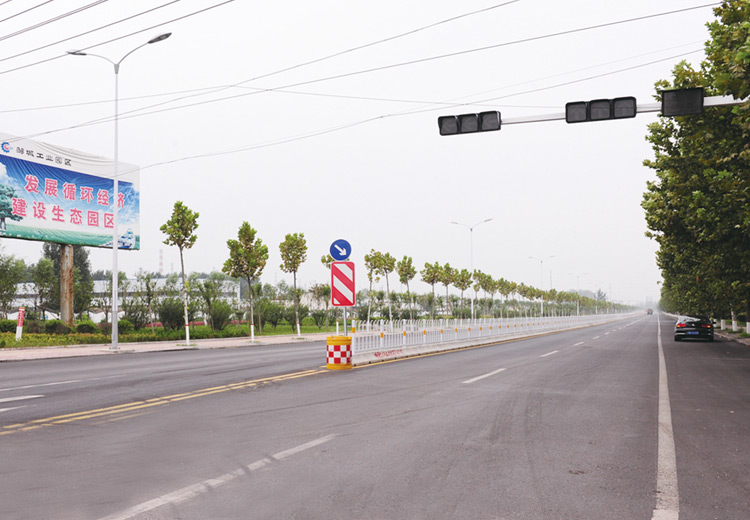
[1,314,748,519]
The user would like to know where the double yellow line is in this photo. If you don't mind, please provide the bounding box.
[1,369,325,437]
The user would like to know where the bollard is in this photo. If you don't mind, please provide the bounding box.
[326,336,352,370]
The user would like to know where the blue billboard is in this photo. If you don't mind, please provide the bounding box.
[0,133,140,249]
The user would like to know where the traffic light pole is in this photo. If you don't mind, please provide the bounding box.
[499,95,744,127]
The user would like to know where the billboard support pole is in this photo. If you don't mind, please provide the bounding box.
[60,244,74,326]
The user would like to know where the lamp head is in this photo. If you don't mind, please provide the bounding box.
[148,32,171,44]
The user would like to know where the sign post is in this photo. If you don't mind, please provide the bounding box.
[15,307,25,341]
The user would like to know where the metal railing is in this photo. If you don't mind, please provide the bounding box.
[350,314,626,354]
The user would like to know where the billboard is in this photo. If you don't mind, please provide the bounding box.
[0,132,139,249]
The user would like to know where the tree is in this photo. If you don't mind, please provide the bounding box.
[420,262,442,319]
[0,184,23,231]
[196,273,228,331]
[279,232,307,337]
[363,249,380,322]
[377,252,397,321]
[642,2,750,320]
[320,254,334,270]
[397,255,417,320]
[310,283,332,326]
[223,222,269,341]
[439,263,455,318]
[0,250,25,318]
[161,201,199,344]
[30,257,55,320]
[454,268,472,318]
[42,243,93,315]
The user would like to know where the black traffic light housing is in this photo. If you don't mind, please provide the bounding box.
[565,97,637,123]
[661,87,704,116]
[438,111,501,135]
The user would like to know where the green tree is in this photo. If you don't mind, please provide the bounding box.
[420,261,442,319]
[279,232,307,337]
[42,243,93,315]
[454,268,472,318]
[30,257,55,320]
[363,249,380,322]
[439,263,455,318]
[0,250,25,318]
[161,201,199,344]
[397,255,417,320]
[377,252,397,321]
[223,222,269,341]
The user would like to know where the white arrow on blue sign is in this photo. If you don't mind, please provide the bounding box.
[329,239,351,261]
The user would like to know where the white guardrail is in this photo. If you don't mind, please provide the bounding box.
[350,313,637,365]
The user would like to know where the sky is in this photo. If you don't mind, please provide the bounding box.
[0,0,721,306]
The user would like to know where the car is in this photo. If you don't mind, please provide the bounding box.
[674,315,714,342]
[647,308,653,315]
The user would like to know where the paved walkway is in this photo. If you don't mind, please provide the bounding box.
[0,332,333,362]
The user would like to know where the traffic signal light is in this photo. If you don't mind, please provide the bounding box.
[661,87,704,116]
[438,111,501,135]
[565,96,637,123]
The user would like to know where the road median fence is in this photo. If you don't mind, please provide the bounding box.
[350,313,634,365]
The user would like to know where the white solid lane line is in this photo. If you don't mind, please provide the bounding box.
[652,317,680,520]
[463,368,507,384]
[540,350,559,358]
[574,341,584,346]
[0,375,121,393]
[0,395,43,404]
[98,434,338,520]
[0,406,24,413]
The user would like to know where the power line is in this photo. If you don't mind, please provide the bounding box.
[64,2,722,127]
[135,48,703,172]
[0,0,108,44]
[0,0,237,75]
[0,0,182,64]
[0,0,54,25]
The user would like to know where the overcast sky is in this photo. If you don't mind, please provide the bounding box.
[0,0,720,305]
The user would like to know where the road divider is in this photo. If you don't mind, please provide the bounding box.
[350,314,635,365]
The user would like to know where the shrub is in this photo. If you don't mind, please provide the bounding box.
[118,318,134,334]
[158,298,185,331]
[98,322,111,335]
[208,301,233,331]
[45,319,71,334]
[122,301,149,330]
[0,319,16,333]
[76,322,99,334]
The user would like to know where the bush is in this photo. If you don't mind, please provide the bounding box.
[45,319,71,334]
[208,301,233,331]
[0,319,16,333]
[118,318,134,334]
[98,322,111,335]
[158,298,185,331]
[76,322,99,334]
[122,300,150,330]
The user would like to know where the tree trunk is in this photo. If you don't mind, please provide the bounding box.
[386,275,392,322]
[179,248,190,345]
[247,276,255,342]
[407,282,413,321]
[293,272,300,337]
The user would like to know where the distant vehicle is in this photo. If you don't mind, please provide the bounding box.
[674,316,714,342]
[647,308,653,315]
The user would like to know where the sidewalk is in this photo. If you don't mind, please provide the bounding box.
[715,330,750,346]
[0,332,332,362]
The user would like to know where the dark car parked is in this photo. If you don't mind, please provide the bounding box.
[674,316,714,342]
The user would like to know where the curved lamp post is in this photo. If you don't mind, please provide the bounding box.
[67,33,171,350]
[528,255,555,316]
[451,218,493,321]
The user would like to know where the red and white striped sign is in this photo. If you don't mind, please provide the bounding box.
[331,261,355,307]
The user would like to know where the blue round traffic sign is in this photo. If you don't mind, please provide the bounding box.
[329,239,351,261]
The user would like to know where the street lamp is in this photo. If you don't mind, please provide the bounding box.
[451,218,493,321]
[528,255,554,316]
[569,272,588,316]
[68,33,171,350]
